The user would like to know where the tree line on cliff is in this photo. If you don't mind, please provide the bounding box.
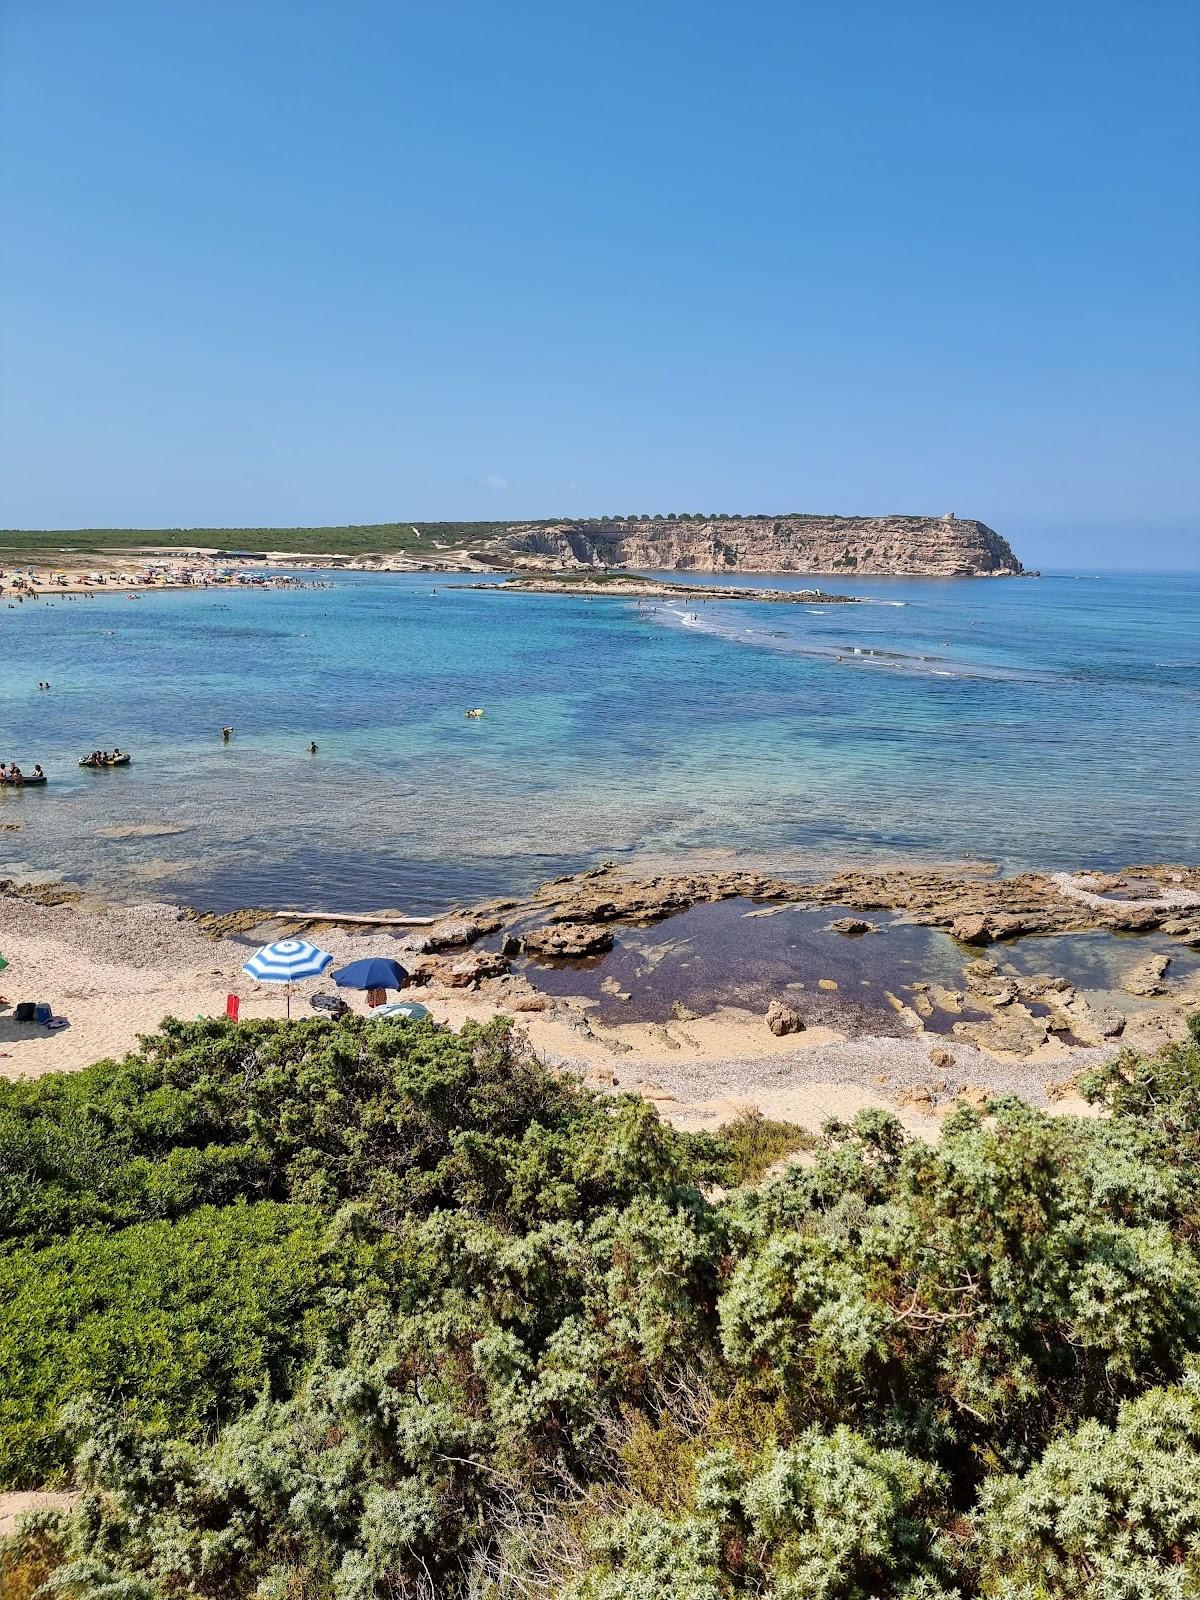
[2,1010,1199,1598]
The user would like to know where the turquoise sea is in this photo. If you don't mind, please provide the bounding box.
[1,570,1197,912]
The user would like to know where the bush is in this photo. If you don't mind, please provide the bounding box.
[712,1110,813,1184]
[971,1370,1200,1597]
[2,1013,1199,1598]
[0,1015,707,1242]
[0,1202,334,1485]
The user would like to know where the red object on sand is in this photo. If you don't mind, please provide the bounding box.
[225,994,240,1021]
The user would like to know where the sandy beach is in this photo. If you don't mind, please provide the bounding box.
[0,553,318,599]
[6,874,1198,1140]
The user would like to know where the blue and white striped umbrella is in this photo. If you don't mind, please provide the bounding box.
[243,940,333,983]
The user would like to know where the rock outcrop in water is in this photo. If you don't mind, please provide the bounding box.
[494,513,1025,577]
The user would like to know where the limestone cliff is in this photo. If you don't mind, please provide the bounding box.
[496,514,1025,577]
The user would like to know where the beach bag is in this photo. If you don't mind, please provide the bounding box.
[34,1003,52,1026]
[13,1002,36,1023]
[225,994,240,1021]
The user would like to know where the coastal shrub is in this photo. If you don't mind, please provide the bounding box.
[719,1098,1200,1470]
[563,1432,957,1600]
[969,1370,1200,1597]
[0,1015,711,1243]
[1078,1010,1200,1162]
[0,1201,338,1486]
[0,1516,66,1600]
[3,1012,1200,1598]
[711,1110,813,1183]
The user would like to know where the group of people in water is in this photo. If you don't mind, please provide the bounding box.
[0,762,45,784]
[80,749,126,767]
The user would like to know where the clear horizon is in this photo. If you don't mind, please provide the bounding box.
[2,1,1197,571]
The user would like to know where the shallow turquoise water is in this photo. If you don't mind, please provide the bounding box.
[0,569,1196,911]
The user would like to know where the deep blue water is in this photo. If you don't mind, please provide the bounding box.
[0,569,1196,911]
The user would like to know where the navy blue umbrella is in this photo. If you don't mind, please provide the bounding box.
[331,956,410,992]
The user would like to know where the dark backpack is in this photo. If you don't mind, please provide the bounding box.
[13,1002,36,1023]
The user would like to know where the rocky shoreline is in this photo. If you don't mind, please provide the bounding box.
[4,862,1198,1130]
[169,858,1200,1062]
[468,859,1200,947]
[455,575,858,604]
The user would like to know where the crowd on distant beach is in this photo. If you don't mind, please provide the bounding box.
[1,558,322,599]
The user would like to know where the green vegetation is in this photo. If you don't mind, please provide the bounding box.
[0,512,901,567]
[712,1108,814,1183]
[0,1204,335,1484]
[0,522,531,563]
[3,1012,1200,1598]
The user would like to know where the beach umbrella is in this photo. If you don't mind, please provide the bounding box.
[331,956,410,993]
[369,1000,431,1022]
[243,939,332,1016]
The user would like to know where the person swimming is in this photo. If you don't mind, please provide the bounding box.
[308,741,318,753]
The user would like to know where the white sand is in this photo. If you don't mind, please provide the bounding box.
[0,1490,79,1537]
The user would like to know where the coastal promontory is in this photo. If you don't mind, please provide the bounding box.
[494,512,1025,577]
[3,510,1028,577]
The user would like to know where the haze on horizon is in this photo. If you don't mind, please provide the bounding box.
[1,0,1197,572]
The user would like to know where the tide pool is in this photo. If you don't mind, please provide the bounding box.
[1,568,1197,911]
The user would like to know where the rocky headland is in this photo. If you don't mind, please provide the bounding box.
[491,512,1028,577]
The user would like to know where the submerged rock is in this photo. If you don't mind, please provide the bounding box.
[829,916,875,935]
[1123,953,1170,997]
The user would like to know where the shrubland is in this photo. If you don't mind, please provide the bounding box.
[1,1011,1199,1598]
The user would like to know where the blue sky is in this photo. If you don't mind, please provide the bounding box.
[2,1,1197,567]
